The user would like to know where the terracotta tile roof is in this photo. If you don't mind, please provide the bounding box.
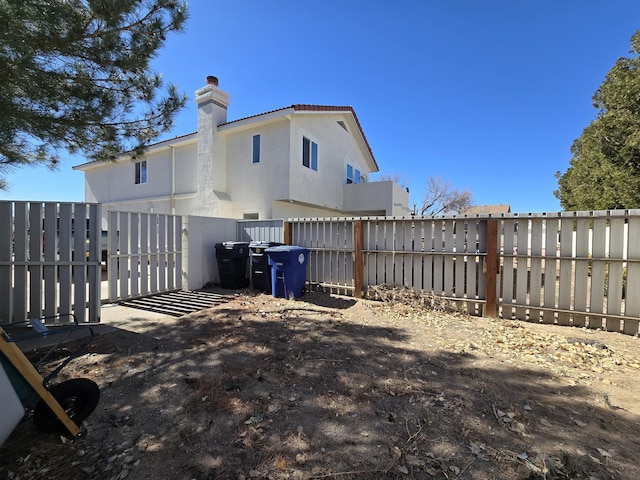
[222,104,378,170]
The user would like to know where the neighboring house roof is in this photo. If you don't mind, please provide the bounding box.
[461,204,512,215]
[73,104,378,171]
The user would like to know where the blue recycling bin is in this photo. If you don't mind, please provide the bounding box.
[265,246,310,299]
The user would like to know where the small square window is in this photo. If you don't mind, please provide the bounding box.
[135,160,147,184]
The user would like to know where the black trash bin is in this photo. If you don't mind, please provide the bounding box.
[249,241,283,292]
[215,242,250,289]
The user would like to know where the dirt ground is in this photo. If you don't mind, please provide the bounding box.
[2,288,640,480]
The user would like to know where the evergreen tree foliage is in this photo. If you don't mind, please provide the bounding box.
[555,30,640,210]
[0,0,188,188]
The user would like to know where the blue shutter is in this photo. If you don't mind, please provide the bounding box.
[311,141,318,171]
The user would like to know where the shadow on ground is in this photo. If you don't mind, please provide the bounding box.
[1,292,639,480]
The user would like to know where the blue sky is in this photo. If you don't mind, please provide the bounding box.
[2,1,640,214]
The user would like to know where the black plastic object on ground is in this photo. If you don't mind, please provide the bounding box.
[249,241,283,292]
[265,246,310,299]
[215,242,250,289]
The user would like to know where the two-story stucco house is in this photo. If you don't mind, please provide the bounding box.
[73,76,410,222]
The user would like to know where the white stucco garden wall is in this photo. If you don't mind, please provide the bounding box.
[182,215,238,290]
[343,181,411,216]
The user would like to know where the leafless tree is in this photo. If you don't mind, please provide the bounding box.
[377,173,410,189]
[419,176,472,216]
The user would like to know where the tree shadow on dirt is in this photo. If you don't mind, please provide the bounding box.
[2,294,639,480]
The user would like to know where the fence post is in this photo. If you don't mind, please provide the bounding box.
[484,218,499,317]
[284,222,293,245]
[354,220,363,298]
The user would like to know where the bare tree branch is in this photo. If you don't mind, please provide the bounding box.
[419,176,472,216]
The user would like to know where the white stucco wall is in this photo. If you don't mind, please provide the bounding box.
[79,139,198,226]
[75,102,408,222]
[287,114,373,211]
[224,119,291,219]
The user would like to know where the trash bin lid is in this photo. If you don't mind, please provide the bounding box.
[250,241,283,253]
[219,241,249,248]
[264,245,308,253]
[249,241,282,247]
[216,241,250,256]
[265,245,309,264]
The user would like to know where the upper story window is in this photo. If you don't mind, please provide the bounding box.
[346,164,362,184]
[135,160,147,184]
[252,134,261,164]
[302,137,318,171]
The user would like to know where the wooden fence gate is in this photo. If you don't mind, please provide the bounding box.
[105,211,182,303]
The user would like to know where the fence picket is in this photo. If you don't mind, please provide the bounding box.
[130,213,140,298]
[606,216,625,332]
[528,218,544,322]
[590,216,607,329]
[43,203,58,319]
[557,215,573,326]
[542,218,559,324]
[626,217,640,333]
[501,219,515,318]
[443,221,455,295]
[140,215,149,295]
[514,218,529,320]
[454,219,466,299]
[0,203,12,323]
[573,214,590,327]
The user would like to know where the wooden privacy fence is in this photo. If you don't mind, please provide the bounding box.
[498,210,640,335]
[285,210,640,336]
[287,217,490,316]
[0,201,101,324]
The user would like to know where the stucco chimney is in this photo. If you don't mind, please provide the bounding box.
[195,76,229,126]
[194,76,230,212]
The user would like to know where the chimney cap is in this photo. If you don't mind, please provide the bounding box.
[206,75,219,86]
